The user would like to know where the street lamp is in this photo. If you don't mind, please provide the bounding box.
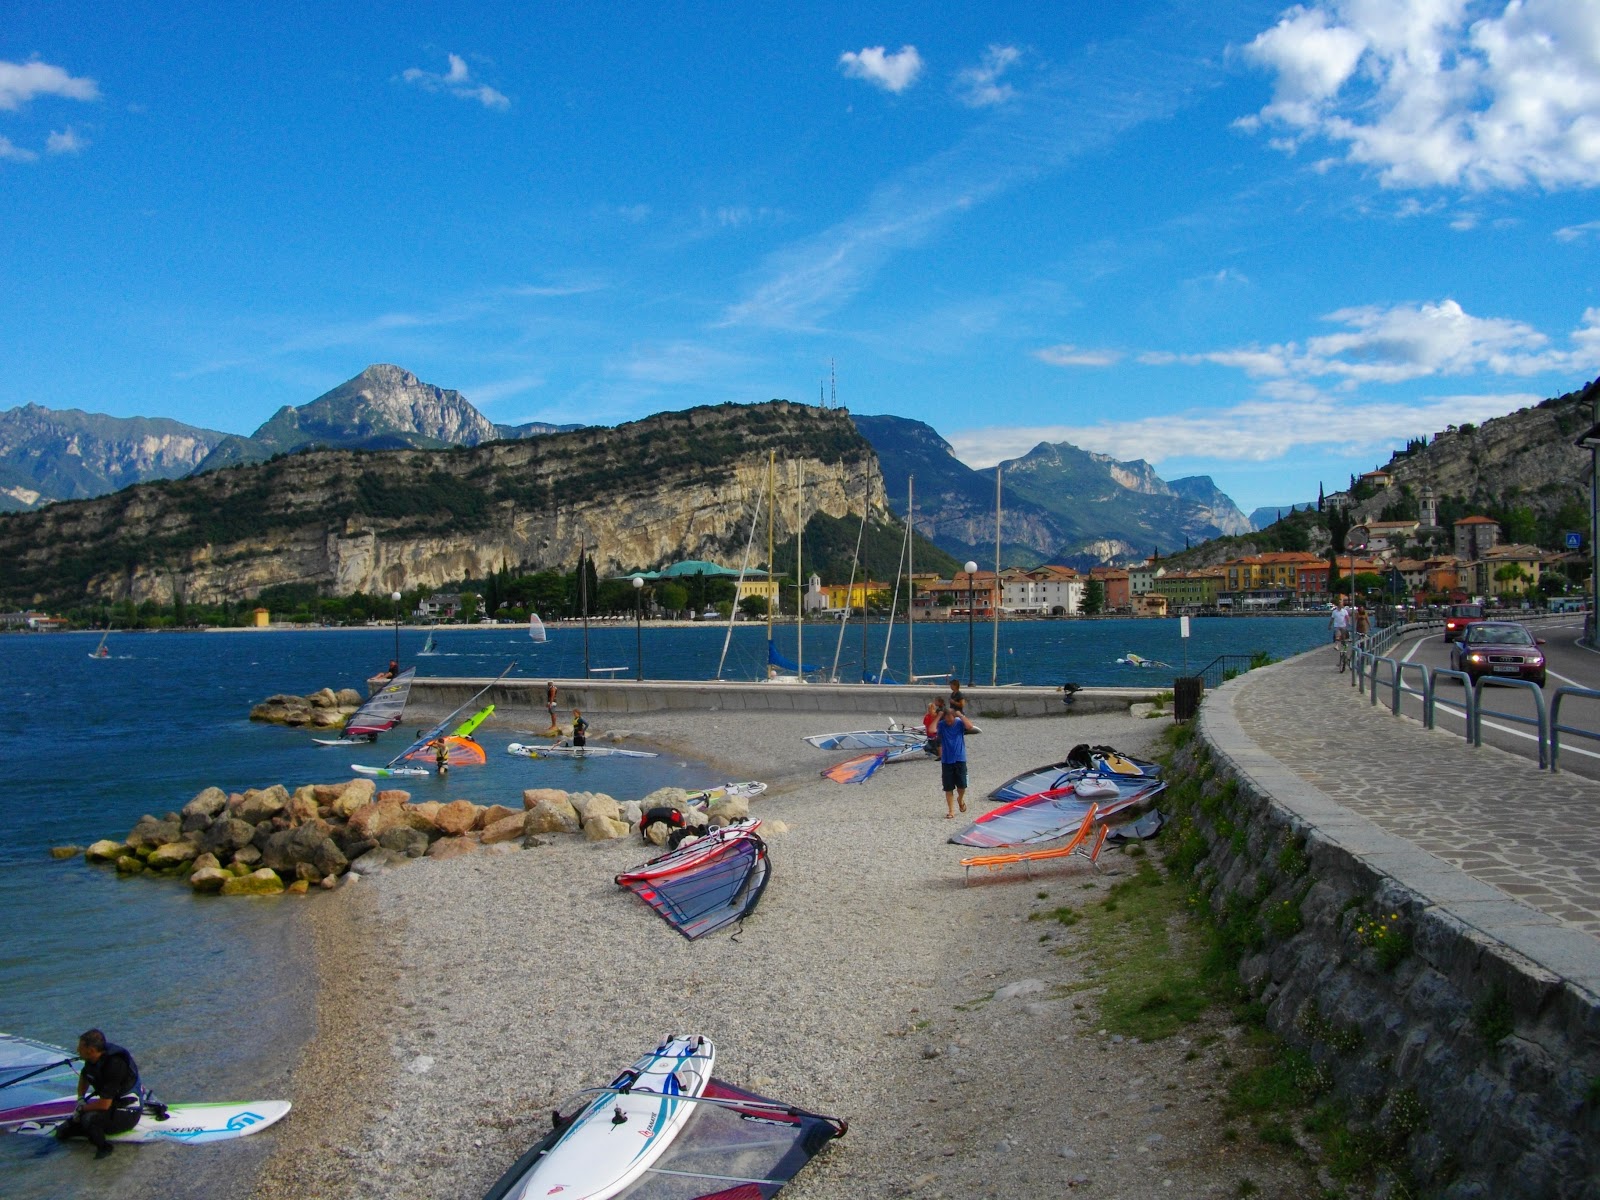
[633,576,644,681]
[964,560,978,687]
[391,590,402,672]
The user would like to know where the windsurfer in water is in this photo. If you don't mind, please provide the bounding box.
[433,738,449,775]
[571,709,588,749]
[52,1030,147,1158]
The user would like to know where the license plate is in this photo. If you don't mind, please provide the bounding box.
[1492,664,1520,673]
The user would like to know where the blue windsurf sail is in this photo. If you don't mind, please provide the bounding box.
[767,640,823,674]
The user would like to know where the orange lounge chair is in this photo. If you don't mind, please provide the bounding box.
[960,804,1108,882]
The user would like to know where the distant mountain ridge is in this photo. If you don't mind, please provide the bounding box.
[851,414,1251,568]
[0,404,228,512]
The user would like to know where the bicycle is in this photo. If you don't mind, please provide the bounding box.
[1335,635,1350,674]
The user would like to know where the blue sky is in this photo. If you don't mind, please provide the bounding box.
[4,0,1599,512]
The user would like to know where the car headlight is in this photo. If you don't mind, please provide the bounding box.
[1529,656,1544,666]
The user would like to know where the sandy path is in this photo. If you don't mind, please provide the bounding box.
[253,708,1314,1200]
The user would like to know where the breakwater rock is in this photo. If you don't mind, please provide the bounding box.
[71,782,754,897]
[249,687,365,728]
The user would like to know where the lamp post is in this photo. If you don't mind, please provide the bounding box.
[633,576,644,681]
[391,591,402,671]
[964,560,978,687]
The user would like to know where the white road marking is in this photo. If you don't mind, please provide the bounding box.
[1547,668,1587,688]
[1428,703,1600,762]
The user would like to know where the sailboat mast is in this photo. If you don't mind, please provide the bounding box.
[795,461,803,673]
[580,545,591,678]
[907,474,915,681]
[992,466,1002,686]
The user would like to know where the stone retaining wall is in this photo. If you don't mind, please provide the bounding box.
[1183,679,1600,1198]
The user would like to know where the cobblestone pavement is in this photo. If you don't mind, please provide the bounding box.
[1230,644,1600,936]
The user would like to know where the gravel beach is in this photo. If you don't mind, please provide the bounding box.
[252,707,1315,1200]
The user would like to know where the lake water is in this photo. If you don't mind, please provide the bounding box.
[0,615,1323,1195]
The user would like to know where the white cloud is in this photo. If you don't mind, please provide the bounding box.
[1161,300,1600,385]
[46,127,86,155]
[0,59,99,111]
[1238,0,1600,190]
[955,45,1022,108]
[1035,344,1122,367]
[1556,219,1600,242]
[401,53,509,109]
[614,341,749,385]
[839,45,924,94]
[948,391,1542,467]
[0,135,37,162]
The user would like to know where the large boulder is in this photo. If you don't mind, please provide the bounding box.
[433,800,481,837]
[376,789,411,805]
[479,804,520,829]
[231,845,263,869]
[198,816,257,857]
[287,786,321,824]
[584,815,631,841]
[347,795,408,840]
[126,814,181,851]
[188,866,230,893]
[234,785,290,825]
[377,827,431,858]
[524,793,580,835]
[329,778,377,817]
[426,836,478,861]
[147,841,199,869]
[310,708,344,728]
[480,813,525,845]
[349,847,408,875]
[182,787,228,825]
[571,792,621,825]
[335,687,364,707]
[85,839,127,863]
[308,687,338,709]
[404,801,442,832]
[705,794,750,827]
[220,868,285,896]
[190,852,221,873]
[262,819,345,878]
[618,801,642,829]
[115,855,145,874]
[640,787,693,812]
[522,787,572,811]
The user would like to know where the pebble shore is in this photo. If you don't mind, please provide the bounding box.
[251,707,1316,1200]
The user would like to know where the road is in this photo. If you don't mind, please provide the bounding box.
[1376,615,1600,781]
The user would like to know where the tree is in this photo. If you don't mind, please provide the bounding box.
[658,582,689,614]
[458,592,479,623]
[738,595,768,619]
[1082,579,1105,616]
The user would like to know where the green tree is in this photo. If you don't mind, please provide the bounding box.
[738,595,768,619]
[458,592,479,623]
[1082,579,1106,616]
[659,582,689,614]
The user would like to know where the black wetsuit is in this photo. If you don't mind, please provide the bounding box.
[572,717,588,748]
[55,1045,142,1152]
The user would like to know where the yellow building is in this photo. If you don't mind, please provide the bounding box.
[251,607,271,627]
[822,580,892,609]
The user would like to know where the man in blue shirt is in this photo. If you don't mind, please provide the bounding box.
[938,702,977,818]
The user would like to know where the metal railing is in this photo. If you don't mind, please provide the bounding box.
[1425,667,1476,738]
[1471,677,1549,768]
[1192,654,1260,690]
[1551,686,1600,774]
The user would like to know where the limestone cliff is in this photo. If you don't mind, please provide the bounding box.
[0,401,883,606]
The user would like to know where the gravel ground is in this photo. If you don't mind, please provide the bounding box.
[252,708,1316,1200]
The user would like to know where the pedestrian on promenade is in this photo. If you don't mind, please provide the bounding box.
[1355,606,1370,636]
[1330,597,1352,646]
[937,703,976,819]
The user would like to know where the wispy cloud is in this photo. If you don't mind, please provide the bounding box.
[1556,220,1600,243]
[401,53,509,110]
[461,373,544,406]
[955,45,1021,108]
[0,134,37,162]
[0,58,99,111]
[46,126,87,155]
[1035,344,1121,367]
[839,45,924,93]
[948,392,1543,468]
[725,4,1237,330]
[1236,0,1600,190]
[613,341,750,385]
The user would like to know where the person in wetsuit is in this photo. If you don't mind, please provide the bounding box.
[571,709,588,748]
[433,738,450,775]
[53,1030,144,1158]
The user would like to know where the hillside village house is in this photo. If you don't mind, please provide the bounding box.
[1297,560,1330,595]
[1088,567,1131,610]
[1348,519,1422,553]
[1157,567,1227,610]
[1454,515,1501,562]
[1133,592,1169,617]
[918,569,999,616]
[1128,561,1165,596]
[1220,551,1324,606]
[1478,544,1547,598]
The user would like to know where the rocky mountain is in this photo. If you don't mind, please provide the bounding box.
[0,401,883,608]
[852,414,1252,568]
[0,404,229,513]
[192,364,578,473]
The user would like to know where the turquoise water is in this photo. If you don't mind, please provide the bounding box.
[0,616,1323,1195]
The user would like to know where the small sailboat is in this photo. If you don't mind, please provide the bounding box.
[88,630,110,660]
[528,613,547,643]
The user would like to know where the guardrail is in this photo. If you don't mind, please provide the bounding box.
[1424,667,1477,738]
[1472,677,1549,769]
[1551,686,1600,775]
[1192,654,1260,690]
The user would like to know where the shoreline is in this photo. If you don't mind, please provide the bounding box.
[249,706,1314,1199]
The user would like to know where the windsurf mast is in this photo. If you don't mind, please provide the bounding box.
[875,504,912,684]
[381,663,514,768]
[795,460,803,673]
[831,465,869,683]
[993,464,1002,686]
[765,450,775,675]
[716,471,765,680]
[907,473,915,682]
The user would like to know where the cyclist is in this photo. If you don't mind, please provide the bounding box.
[1330,596,1353,670]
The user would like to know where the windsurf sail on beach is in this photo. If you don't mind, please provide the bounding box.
[341,667,416,739]
[528,613,547,642]
[804,728,923,751]
[0,1033,78,1130]
[950,777,1166,848]
[618,832,770,940]
[355,663,513,775]
[821,750,889,784]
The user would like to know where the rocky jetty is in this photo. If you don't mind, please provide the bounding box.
[71,782,757,898]
[249,687,366,728]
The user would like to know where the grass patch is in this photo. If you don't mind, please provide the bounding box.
[1472,987,1514,1049]
[1066,858,1232,1040]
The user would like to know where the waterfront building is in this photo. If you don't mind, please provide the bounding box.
[1000,565,1082,615]
[1454,515,1502,562]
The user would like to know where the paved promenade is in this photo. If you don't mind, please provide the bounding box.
[1222,641,1600,937]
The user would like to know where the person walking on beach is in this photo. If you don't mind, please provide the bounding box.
[938,702,976,819]
[544,681,558,733]
[571,709,588,749]
[52,1030,146,1158]
[948,676,963,708]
